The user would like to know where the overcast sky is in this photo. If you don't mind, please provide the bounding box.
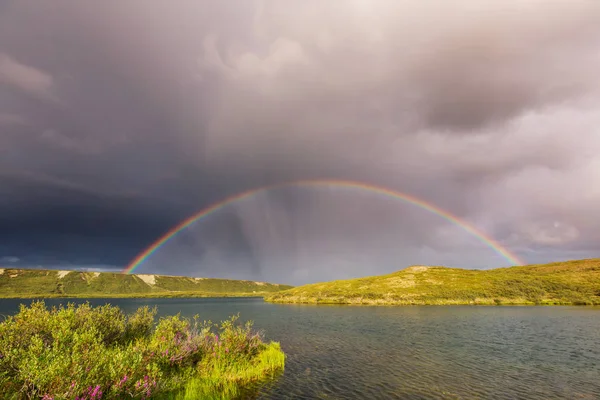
[1,0,599,284]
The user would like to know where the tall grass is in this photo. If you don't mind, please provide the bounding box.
[0,301,285,399]
[160,343,284,400]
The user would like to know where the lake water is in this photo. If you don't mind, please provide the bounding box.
[1,298,599,399]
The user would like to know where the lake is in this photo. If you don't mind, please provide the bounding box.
[1,298,599,399]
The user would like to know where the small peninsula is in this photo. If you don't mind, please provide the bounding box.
[265,258,600,306]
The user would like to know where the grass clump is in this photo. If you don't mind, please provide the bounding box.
[0,301,285,399]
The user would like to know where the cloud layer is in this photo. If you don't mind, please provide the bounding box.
[1,1,599,283]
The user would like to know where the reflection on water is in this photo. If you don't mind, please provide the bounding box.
[1,298,599,399]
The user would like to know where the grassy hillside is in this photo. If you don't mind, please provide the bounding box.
[265,258,600,306]
[0,268,293,298]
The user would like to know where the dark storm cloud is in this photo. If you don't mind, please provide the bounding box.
[0,173,177,268]
[1,0,599,282]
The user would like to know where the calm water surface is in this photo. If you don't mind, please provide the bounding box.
[1,298,599,400]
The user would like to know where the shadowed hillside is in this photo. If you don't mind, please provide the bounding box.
[0,269,293,298]
[265,259,600,305]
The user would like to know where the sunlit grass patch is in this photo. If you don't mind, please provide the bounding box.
[161,343,284,400]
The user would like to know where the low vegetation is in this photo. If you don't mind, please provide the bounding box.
[265,258,600,306]
[0,301,285,399]
[0,269,292,298]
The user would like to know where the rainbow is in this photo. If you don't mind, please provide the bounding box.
[123,179,524,274]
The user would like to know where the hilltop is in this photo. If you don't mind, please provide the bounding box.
[265,258,600,305]
[0,268,293,298]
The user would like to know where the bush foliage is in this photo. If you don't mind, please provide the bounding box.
[0,302,284,399]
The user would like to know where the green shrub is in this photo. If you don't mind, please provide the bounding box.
[124,306,157,343]
[0,301,284,399]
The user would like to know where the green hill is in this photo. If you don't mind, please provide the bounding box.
[0,268,293,298]
[265,258,600,306]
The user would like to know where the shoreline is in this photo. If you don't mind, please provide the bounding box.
[0,292,268,299]
[2,295,598,306]
[265,297,600,306]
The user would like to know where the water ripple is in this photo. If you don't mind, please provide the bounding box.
[257,305,600,400]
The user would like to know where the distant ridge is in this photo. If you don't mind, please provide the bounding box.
[265,258,600,306]
[0,268,293,298]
